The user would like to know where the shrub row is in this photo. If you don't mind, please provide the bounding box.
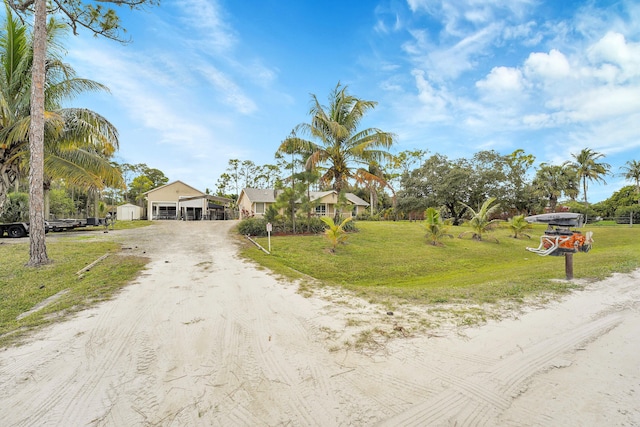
[237,216,357,236]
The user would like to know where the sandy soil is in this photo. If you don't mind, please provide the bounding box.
[0,221,638,426]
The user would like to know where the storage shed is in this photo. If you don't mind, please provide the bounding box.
[116,203,143,221]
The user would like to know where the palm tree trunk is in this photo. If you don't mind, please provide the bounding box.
[27,0,49,267]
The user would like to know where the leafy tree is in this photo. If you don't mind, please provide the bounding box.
[504,149,536,213]
[458,197,502,242]
[507,214,532,239]
[7,0,157,266]
[48,187,75,218]
[119,163,167,204]
[566,148,611,205]
[128,175,154,204]
[397,154,473,224]
[594,185,640,219]
[278,82,395,193]
[424,207,452,246]
[320,215,353,252]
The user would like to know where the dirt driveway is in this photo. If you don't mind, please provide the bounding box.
[1,221,639,426]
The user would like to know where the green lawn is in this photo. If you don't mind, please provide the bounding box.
[240,221,640,306]
[0,221,152,347]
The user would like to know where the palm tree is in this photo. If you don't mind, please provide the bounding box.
[424,207,452,246]
[0,9,123,265]
[566,148,611,205]
[0,10,122,208]
[458,197,502,242]
[531,164,578,212]
[277,83,395,195]
[320,215,353,253]
[507,214,532,239]
[620,159,640,200]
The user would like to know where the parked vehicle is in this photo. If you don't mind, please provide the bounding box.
[0,222,36,238]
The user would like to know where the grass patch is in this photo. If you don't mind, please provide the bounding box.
[0,237,149,347]
[239,221,640,306]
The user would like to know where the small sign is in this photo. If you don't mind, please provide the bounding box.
[266,222,272,232]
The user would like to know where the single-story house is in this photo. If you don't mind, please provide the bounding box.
[144,180,233,220]
[116,203,143,221]
[238,188,369,218]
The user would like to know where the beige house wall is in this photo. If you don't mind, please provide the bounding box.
[145,181,204,220]
[240,190,366,218]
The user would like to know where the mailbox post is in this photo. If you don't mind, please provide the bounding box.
[266,222,272,252]
[524,213,592,280]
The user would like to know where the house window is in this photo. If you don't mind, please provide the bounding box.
[315,204,326,216]
[255,202,265,214]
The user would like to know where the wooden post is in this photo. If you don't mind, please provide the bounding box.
[565,253,574,280]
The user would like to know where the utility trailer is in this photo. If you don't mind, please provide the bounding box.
[0,222,52,238]
[47,219,86,232]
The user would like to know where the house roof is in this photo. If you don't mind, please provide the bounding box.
[143,180,204,196]
[241,188,369,206]
[240,188,279,203]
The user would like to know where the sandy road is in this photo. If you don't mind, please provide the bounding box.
[0,221,638,426]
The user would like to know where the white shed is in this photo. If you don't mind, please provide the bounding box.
[117,203,143,221]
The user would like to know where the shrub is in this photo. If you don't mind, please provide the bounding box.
[0,192,29,222]
[237,217,268,236]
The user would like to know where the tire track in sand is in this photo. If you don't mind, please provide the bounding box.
[379,313,623,426]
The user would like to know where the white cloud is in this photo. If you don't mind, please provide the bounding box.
[195,63,257,115]
[412,69,450,121]
[587,32,640,82]
[476,66,524,94]
[176,0,237,53]
[523,49,571,81]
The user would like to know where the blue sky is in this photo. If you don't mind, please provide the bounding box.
[58,0,639,202]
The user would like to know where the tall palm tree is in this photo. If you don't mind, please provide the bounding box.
[278,82,395,195]
[1,8,123,266]
[566,148,611,205]
[620,159,640,198]
[0,9,122,212]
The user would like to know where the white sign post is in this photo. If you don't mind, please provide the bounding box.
[266,222,272,252]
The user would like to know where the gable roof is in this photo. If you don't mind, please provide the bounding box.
[241,188,369,206]
[240,188,279,203]
[143,180,204,196]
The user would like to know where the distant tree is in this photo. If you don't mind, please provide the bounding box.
[397,154,473,224]
[458,197,502,242]
[278,82,395,193]
[128,175,154,205]
[504,149,536,213]
[566,148,611,205]
[49,188,75,218]
[532,164,578,212]
[620,159,640,203]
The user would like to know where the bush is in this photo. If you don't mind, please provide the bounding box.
[0,192,29,223]
[237,217,268,236]
[237,215,357,236]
